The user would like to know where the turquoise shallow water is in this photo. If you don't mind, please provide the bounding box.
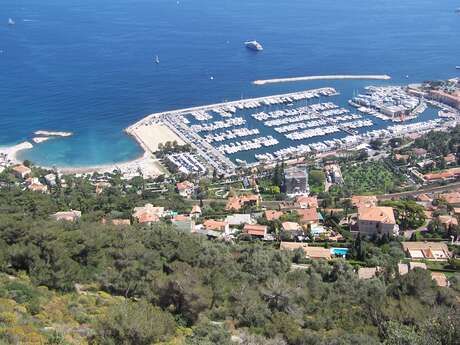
[1,0,459,166]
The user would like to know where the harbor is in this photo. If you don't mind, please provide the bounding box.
[126,84,459,175]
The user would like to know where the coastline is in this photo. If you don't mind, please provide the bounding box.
[53,150,163,177]
[0,142,34,165]
[253,74,392,86]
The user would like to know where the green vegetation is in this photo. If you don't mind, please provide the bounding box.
[0,177,458,345]
[308,169,325,194]
[379,200,426,230]
[340,161,404,195]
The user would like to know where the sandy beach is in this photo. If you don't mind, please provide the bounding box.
[129,123,185,153]
[0,142,34,164]
[55,151,164,178]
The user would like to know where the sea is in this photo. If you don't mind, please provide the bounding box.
[1,0,459,167]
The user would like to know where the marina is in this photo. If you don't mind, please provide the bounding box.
[126,84,458,175]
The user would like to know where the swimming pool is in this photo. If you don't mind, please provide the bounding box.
[331,248,349,257]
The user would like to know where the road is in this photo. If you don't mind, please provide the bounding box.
[377,181,460,200]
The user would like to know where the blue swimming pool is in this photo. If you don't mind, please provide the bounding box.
[331,248,349,257]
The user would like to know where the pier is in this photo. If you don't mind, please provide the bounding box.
[253,75,391,86]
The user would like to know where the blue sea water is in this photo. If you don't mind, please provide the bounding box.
[1,0,459,166]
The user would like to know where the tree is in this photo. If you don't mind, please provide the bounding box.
[93,300,176,345]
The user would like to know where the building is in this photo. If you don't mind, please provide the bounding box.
[133,204,165,225]
[12,164,31,179]
[44,173,57,187]
[203,219,229,233]
[279,242,331,260]
[438,191,460,206]
[190,205,202,219]
[401,242,451,261]
[28,181,48,194]
[437,215,458,230]
[264,210,284,221]
[52,210,82,222]
[357,267,379,280]
[226,194,260,211]
[295,195,318,209]
[428,89,460,110]
[243,224,270,239]
[225,214,254,226]
[351,195,378,209]
[176,181,195,198]
[284,165,309,197]
[102,218,131,226]
[281,222,302,232]
[296,208,320,224]
[357,206,399,237]
[424,167,460,182]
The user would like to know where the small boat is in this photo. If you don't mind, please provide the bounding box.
[456,8,460,13]
[456,66,460,70]
[154,55,160,64]
[8,18,15,25]
[244,40,263,51]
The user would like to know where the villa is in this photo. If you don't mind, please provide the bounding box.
[133,204,165,225]
[52,210,82,222]
[401,242,451,261]
[226,194,260,211]
[357,206,399,237]
[351,195,378,209]
[12,164,31,179]
[280,242,331,260]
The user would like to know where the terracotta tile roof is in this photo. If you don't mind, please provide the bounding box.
[133,204,165,222]
[282,222,301,232]
[173,214,190,222]
[12,164,31,175]
[264,210,284,221]
[137,213,160,224]
[280,242,331,260]
[225,194,260,211]
[438,215,458,227]
[358,206,395,224]
[417,193,432,202]
[176,181,194,191]
[351,195,377,208]
[243,224,267,237]
[401,242,450,260]
[295,196,318,209]
[296,208,319,223]
[424,167,460,181]
[439,191,460,205]
[28,183,48,193]
[203,219,227,232]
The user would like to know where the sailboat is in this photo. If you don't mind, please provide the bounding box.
[8,18,15,25]
[154,55,160,64]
